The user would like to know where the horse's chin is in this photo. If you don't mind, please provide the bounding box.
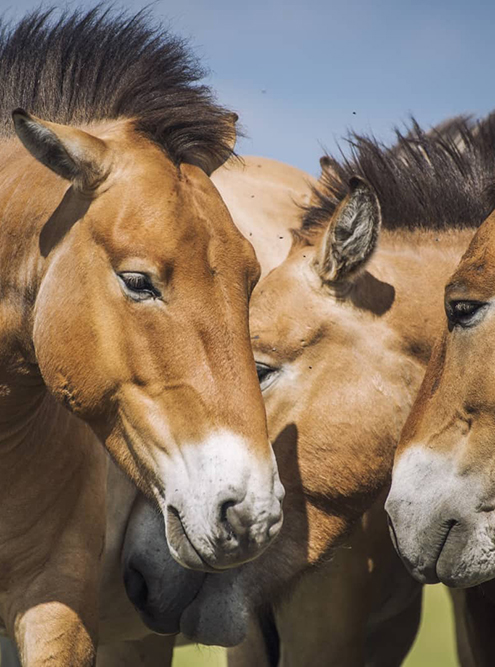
[179,572,251,647]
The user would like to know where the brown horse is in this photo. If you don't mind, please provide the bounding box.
[109,119,486,665]
[0,155,315,667]
[21,118,475,666]
[0,9,283,665]
[386,112,495,666]
[0,156,317,666]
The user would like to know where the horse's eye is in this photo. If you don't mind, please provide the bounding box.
[255,363,279,391]
[446,300,487,327]
[118,272,161,301]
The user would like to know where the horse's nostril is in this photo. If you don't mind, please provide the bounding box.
[219,499,238,541]
[125,566,149,610]
[219,499,236,524]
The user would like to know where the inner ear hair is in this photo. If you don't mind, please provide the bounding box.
[317,176,381,284]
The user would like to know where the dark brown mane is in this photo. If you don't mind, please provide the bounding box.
[299,114,495,242]
[0,6,235,171]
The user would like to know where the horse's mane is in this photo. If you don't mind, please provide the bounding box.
[298,114,495,242]
[0,6,235,170]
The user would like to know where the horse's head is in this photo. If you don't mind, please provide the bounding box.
[386,210,495,588]
[248,177,419,561]
[16,110,283,571]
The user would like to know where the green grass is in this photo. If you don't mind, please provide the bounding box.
[404,584,457,667]
[173,584,457,667]
[173,645,226,667]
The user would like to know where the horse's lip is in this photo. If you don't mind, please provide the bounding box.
[179,572,210,615]
[434,519,458,580]
[147,571,212,637]
[183,538,225,574]
[168,507,228,574]
[388,513,459,585]
[387,513,440,583]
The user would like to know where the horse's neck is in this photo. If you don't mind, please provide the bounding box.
[0,379,90,458]
[0,144,70,440]
[0,143,105,576]
[0,386,96,535]
[374,227,475,364]
[0,142,65,326]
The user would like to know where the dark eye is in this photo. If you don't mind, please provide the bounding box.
[118,272,161,301]
[446,300,487,327]
[255,362,279,391]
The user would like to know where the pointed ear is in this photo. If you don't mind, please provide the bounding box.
[319,155,335,179]
[309,155,339,207]
[188,112,239,176]
[12,109,110,195]
[315,176,381,283]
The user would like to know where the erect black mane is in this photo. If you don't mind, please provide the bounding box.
[300,114,495,240]
[0,6,235,170]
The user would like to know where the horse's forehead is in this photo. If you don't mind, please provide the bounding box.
[92,157,247,266]
[251,263,317,330]
[251,267,358,362]
[112,155,227,226]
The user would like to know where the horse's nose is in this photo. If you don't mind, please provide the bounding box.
[164,439,285,570]
[213,492,284,566]
[166,488,284,571]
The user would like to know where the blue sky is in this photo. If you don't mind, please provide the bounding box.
[4,0,495,175]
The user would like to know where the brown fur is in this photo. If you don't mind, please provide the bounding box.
[80,144,478,663]
[250,226,471,556]
[0,10,279,667]
[94,129,486,664]
[211,156,316,276]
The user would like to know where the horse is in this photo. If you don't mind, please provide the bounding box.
[0,152,315,667]
[5,116,480,665]
[106,117,487,665]
[0,9,283,665]
[385,111,495,666]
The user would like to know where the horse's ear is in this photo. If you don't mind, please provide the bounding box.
[187,112,239,176]
[315,176,381,283]
[319,155,334,179]
[12,109,110,195]
[309,155,339,206]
